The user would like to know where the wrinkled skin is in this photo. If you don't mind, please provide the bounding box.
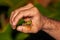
[10,3,43,33]
[10,0,52,33]
[10,0,60,40]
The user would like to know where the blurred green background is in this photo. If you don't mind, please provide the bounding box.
[0,0,60,40]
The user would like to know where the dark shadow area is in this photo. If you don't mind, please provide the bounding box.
[0,5,9,18]
[25,30,55,40]
[0,5,9,13]
[11,30,21,40]
[0,5,9,30]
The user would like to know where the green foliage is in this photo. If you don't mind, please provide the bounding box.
[0,0,60,40]
[0,0,30,40]
[15,33,29,40]
[0,0,29,17]
[0,24,12,40]
[34,2,60,20]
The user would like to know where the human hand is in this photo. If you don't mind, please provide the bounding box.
[10,3,43,33]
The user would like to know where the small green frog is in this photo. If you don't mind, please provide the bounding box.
[17,19,32,26]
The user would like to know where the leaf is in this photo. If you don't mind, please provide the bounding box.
[34,2,60,20]
[0,24,12,40]
[15,33,29,40]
